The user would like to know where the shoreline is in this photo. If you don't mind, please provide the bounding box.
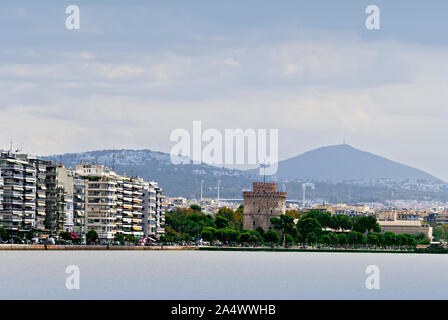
[0,244,198,251]
[0,244,445,254]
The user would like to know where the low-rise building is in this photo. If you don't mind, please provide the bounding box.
[378,220,432,239]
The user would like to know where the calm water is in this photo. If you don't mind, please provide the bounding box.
[0,251,446,299]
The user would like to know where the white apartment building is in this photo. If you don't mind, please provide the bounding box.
[0,152,38,232]
[76,164,118,241]
[115,175,144,238]
[143,181,165,239]
[56,166,86,234]
[333,204,373,217]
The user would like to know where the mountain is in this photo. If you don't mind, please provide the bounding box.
[271,144,442,182]
[41,149,256,199]
[42,146,448,203]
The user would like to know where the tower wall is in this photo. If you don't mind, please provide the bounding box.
[243,182,286,231]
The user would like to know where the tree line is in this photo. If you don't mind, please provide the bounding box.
[161,206,430,248]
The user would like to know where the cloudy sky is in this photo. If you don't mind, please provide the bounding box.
[0,0,447,180]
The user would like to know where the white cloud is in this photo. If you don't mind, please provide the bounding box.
[0,32,447,180]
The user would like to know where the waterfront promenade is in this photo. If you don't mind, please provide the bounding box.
[0,244,442,253]
[0,244,199,250]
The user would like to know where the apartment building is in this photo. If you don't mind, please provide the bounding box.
[333,204,373,217]
[34,160,48,232]
[115,175,144,238]
[143,181,165,239]
[424,211,448,226]
[0,168,3,220]
[0,154,165,242]
[76,163,118,241]
[0,152,38,232]
[56,166,86,234]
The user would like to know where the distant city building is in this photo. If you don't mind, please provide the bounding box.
[243,182,286,231]
[424,211,448,226]
[378,220,432,239]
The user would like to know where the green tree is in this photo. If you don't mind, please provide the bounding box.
[305,232,319,245]
[415,232,430,245]
[352,216,381,234]
[296,217,322,242]
[402,233,416,247]
[433,224,448,241]
[316,212,333,229]
[114,233,125,245]
[347,231,365,245]
[0,227,8,241]
[383,232,396,246]
[190,204,202,211]
[321,234,332,246]
[239,231,259,244]
[271,215,298,244]
[255,227,265,236]
[263,230,280,244]
[216,227,239,243]
[367,233,378,246]
[285,209,302,219]
[331,215,352,231]
[86,230,98,244]
[336,233,348,246]
[59,231,72,241]
[217,207,243,230]
[215,216,229,229]
[396,234,408,246]
[201,229,214,242]
[125,234,137,243]
[284,234,294,246]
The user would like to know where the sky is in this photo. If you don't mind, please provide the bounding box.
[0,0,447,180]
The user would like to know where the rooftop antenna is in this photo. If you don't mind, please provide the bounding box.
[217,179,221,207]
[200,179,204,201]
[112,145,115,171]
[302,183,306,208]
[260,161,266,184]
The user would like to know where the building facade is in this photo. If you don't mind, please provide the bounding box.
[115,175,145,238]
[143,181,165,239]
[0,153,165,242]
[0,152,38,232]
[76,164,118,241]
